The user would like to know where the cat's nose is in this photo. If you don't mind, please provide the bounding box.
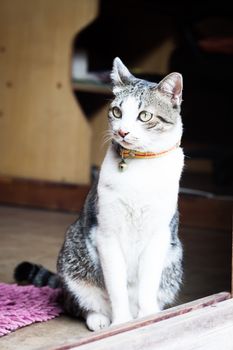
[118,129,129,138]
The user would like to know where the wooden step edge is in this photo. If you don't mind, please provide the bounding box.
[54,292,231,350]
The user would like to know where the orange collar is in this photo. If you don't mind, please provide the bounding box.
[114,141,180,171]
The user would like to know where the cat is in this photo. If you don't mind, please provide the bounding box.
[56,57,184,331]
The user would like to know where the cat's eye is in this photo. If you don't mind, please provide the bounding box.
[138,111,153,122]
[112,106,122,119]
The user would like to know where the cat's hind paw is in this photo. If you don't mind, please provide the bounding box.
[86,312,111,331]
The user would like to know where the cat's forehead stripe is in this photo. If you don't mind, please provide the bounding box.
[115,80,157,107]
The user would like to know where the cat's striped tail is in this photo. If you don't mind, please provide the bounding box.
[14,261,61,289]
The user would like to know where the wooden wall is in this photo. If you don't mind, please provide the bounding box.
[0,0,98,185]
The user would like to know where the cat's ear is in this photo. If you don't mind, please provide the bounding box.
[111,57,135,93]
[157,73,183,107]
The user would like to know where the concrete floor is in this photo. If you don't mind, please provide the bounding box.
[0,206,90,350]
[0,205,231,349]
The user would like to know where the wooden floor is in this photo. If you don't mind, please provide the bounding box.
[0,205,232,349]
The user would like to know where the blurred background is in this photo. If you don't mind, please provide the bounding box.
[0,1,233,346]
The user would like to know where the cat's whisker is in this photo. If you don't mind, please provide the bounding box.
[102,130,112,138]
[101,131,113,147]
[102,136,113,146]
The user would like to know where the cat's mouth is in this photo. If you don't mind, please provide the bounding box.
[121,140,133,147]
[115,139,135,149]
[112,134,132,147]
[113,133,140,150]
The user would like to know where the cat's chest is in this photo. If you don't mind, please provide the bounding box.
[98,147,183,214]
[97,147,183,283]
[97,148,184,262]
[100,165,163,227]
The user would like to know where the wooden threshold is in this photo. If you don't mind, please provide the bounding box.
[54,292,231,350]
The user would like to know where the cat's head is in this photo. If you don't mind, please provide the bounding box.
[108,57,183,152]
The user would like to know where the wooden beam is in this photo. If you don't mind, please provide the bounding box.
[0,176,89,212]
[0,176,232,232]
[179,194,232,231]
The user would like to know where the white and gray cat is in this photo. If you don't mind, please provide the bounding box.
[57,57,184,331]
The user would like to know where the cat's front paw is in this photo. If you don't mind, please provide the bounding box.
[86,312,111,331]
[111,315,133,327]
[138,304,161,319]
